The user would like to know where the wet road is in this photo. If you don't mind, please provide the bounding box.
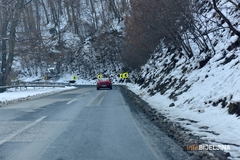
[0,86,191,160]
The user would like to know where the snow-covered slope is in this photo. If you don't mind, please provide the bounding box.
[129,0,240,159]
[128,49,240,158]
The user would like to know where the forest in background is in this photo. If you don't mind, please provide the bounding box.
[0,0,239,91]
[0,0,127,88]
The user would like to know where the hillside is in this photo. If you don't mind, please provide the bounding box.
[127,0,240,159]
[134,0,240,117]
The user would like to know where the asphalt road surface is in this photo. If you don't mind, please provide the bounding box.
[0,85,192,160]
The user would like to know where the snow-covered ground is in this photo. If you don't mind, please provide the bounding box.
[127,83,240,160]
[129,36,240,159]
[0,74,100,106]
[0,86,77,106]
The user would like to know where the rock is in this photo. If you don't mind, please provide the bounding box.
[169,103,175,107]
[198,109,205,113]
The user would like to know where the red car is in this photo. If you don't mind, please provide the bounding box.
[97,78,112,90]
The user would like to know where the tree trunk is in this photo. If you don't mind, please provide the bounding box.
[212,0,240,37]
[0,4,9,91]
[0,0,24,92]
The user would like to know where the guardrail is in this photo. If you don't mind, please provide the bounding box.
[0,81,71,91]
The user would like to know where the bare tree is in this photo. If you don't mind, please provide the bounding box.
[1,0,25,91]
[123,0,195,69]
[0,0,128,87]
[227,0,240,11]
[212,0,240,36]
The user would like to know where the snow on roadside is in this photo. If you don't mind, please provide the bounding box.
[127,83,240,160]
[0,86,76,106]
